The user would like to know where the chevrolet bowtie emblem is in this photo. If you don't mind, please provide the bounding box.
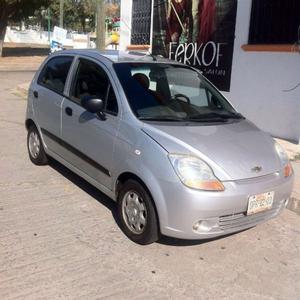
[252,166,262,173]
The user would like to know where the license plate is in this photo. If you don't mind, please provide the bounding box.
[247,191,274,215]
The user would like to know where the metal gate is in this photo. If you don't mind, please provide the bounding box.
[131,0,152,45]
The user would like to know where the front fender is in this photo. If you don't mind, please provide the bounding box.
[112,125,178,231]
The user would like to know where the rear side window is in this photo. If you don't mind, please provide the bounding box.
[38,56,73,94]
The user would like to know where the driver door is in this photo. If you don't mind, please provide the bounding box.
[61,57,120,189]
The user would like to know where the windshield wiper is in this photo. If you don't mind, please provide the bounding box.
[188,117,227,123]
[222,113,244,119]
[138,115,187,122]
[138,112,244,123]
[188,112,244,121]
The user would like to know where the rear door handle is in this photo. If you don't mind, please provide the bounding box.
[33,91,38,98]
[65,107,73,116]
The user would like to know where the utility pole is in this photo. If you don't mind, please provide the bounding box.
[59,0,64,28]
[47,8,51,42]
[96,0,105,50]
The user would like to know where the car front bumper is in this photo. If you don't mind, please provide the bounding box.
[159,172,294,240]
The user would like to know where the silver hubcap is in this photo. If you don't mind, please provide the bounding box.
[28,131,40,159]
[122,191,147,234]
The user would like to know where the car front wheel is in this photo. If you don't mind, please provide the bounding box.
[117,179,160,245]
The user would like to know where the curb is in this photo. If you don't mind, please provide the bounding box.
[0,56,45,72]
[275,139,300,161]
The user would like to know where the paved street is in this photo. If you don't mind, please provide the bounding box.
[0,69,300,299]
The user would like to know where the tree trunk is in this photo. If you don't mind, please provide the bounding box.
[96,0,105,50]
[59,0,64,28]
[0,4,8,57]
[81,18,86,34]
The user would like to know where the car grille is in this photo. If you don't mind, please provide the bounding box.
[218,200,285,231]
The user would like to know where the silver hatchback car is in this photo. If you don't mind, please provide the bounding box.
[26,50,294,244]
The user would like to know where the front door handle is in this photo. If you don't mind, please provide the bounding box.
[33,91,38,98]
[65,107,73,116]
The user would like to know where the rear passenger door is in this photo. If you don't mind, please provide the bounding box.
[61,57,120,189]
[34,55,74,154]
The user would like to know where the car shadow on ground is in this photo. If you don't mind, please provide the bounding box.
[157,231,243,247]
[48,157,118,217]
[48,158,248,247]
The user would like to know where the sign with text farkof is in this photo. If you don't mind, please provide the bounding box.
[152,0,238,92]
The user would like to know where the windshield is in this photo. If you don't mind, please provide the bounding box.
[113,63,243,123]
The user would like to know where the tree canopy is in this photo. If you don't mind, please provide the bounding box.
[0,0,51,56]
[49,0,96,32]
[0,0,120,56]
[48,0,120,33]
[0,0,50,22]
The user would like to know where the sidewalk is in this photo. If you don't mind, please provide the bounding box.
[275,139,300,161]
[0,56,45,72]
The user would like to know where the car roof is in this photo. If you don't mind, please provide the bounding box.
[53,49,182,65]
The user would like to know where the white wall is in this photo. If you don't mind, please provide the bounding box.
[119,0,132,51]
[5,27,50,44]
[5,27,78,47]
[224,0,300,143]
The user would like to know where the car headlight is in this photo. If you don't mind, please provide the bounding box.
[274,142,293,177]
[168,154,224,191]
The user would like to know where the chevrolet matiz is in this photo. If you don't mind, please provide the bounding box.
[26,50,294,244]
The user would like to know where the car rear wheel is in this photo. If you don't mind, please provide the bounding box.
[27,125,48,165]
[117,179,160,245]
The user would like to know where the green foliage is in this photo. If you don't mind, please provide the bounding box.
[48,0,120,33]
[0,0,120,33]
[49,0,96,32]
[0,0,51,56]
[0,0,51,22]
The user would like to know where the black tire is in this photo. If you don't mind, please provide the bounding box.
[117,179,160,245]
[27,125,48,166]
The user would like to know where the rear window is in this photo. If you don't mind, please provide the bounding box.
[38,56,73,94]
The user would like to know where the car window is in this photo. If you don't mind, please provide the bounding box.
[169,83,209,107]
[114,63,238,122]
[131,68,157,90]
[165,67,209,107]
[106,84,118,115]
[71,58,118,115]
[38,56,73,94]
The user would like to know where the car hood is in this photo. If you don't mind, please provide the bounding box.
[142,120,281,181]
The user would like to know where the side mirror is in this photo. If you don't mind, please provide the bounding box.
[82,97,104,114]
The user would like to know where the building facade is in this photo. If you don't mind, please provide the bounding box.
[120,0,300,143]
